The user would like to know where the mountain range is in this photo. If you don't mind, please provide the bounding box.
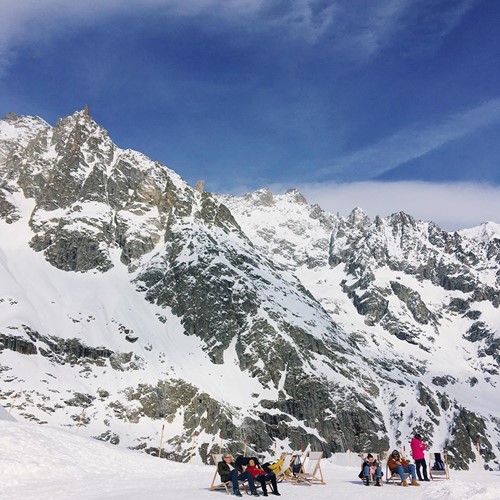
[1,109,499,470]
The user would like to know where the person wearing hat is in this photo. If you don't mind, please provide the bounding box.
[361,453,382,486]
[387,449,420,487]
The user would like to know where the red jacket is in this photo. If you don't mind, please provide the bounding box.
[246,465,266,478]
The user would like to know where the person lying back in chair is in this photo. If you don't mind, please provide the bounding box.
[387,450,420,487]
[361,454,382,486]
[246,458,281,496]
[217,453,260,497]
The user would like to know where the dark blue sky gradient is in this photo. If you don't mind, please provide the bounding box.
[1,0,499,193]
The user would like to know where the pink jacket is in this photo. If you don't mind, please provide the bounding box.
[411,437,426,460]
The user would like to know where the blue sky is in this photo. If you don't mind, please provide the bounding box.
[1,0,499,229]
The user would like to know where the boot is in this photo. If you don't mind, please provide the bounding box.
[364,475,370,486]
[250,490,260,497]
[411,479,420,486]
[234,490,243,497]
[375,477,381,487]
[402,480,408,487]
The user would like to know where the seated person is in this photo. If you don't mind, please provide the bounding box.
[217,453,260,497]
[387,450,420,487]
[361,453,382,486]
[246,458,281,497]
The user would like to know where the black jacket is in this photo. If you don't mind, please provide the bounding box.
[218,460,242,482]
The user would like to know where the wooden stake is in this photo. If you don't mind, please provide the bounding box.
[190,431,199,463]
[158,423,165,458]
[8,393,18,415]
[76,408,85,433]
[476,436,482,470]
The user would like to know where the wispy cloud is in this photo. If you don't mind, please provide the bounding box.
[319,97,500,181]
[276,180,500,231]
[0,1,265,74]
[0,0,477,74]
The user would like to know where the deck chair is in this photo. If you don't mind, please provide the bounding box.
[275,452,297,484]
[385,453,411,485]
[295,451,326,485]
[429,452,449,480]
[209,453,248,494]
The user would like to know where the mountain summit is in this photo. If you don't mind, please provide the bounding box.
[1,110,499,469]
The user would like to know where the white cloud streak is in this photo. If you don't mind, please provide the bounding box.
[0,0,477,74]
[320,97,500,181]
[291,180,500,231]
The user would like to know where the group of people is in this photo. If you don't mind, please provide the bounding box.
[217,453,281,497]
[360,434,431,487]
[218,433,431,494]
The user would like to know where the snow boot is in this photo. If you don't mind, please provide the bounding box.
[234,490,243,497]
[402,480,408,487]
[375,477,381,486]
[411,479,420,486]
[364,475,370,486]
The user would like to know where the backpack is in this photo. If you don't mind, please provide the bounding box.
[292,454,302,474]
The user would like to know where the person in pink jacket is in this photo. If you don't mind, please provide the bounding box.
[410,434,429,481]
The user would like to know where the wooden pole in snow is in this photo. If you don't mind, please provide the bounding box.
[476,436,482,470]
[190,431,199,463]
[158,423,165,458]
[76,408,85,433]
[8,393,18,415]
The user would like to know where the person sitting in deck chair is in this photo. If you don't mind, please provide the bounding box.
[361,454,382,486]
[217,453,260,497]
[246,458,281,496]
[387,450,420,487]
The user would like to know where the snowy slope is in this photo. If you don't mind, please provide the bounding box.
[1,417,500,500]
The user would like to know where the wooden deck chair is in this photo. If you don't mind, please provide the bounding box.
[209,453,248,494]
[210,454,230,493]
[428,452,449,480]
[385,453,410,485]
[275,452,298,484]
[295,451,326,485]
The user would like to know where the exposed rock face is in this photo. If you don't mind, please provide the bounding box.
[224,192,500,470]
[1,110,499,470]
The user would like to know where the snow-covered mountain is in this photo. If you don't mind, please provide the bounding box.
[1,110,499,470]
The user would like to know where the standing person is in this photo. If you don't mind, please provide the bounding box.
[361,454,382,486]
[218,453,260,497]
[246,458,281,496]
[387,449,420,487]
[411,434,429,481]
